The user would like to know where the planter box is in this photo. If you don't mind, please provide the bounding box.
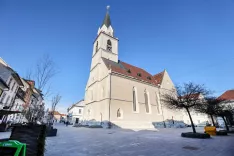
[216,130,228,136]
[47,128,57,137]
[0,123,7,132]
[181,132,210,139]
[204,126,216,136]
[10,124,46,156]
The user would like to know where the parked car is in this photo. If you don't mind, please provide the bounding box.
[197,122,207,127]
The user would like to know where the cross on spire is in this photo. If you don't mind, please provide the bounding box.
[102,5,111,28]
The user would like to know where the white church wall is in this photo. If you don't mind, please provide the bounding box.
[110,74,165,128]
[83,60,111,123]
[159,71,184,122]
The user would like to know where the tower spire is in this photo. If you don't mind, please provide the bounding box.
[102,5,111,28]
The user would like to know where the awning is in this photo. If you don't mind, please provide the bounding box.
[0,110,21,115]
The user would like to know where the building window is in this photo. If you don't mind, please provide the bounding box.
[0,92,6,103]
[156,92,161,114]
[8,78,13,86]
[144,90,149,113]
[5,96,10,105]
[0,88,3,97]
[15,103,18,110]
[14,86,18,93]
[95,41,98,53]
[87,109,91,116]
[106,39,112,51]
[79,109,82,114]
[117,108,123,119]
[132,87,138,112]
[10,98,14,106]
[11,82,16,91]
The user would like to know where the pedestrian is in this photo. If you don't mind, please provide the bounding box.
[66,121,68,127]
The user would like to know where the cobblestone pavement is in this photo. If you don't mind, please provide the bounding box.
[0,124,234,156]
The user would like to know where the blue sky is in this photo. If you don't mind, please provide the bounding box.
[1,0,234,113]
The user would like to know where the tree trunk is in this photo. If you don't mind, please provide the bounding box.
[222,116,229,131]
[186,108,196,133]
[210,115,215,126]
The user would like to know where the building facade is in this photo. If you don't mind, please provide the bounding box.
[0,58,45,124]
[0,77,9,107]
[67,100,84,124]
[217,90,234,127]
[82,8,185,129]
[0,58,24,123]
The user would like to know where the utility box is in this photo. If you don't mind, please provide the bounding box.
[0,140,26,156]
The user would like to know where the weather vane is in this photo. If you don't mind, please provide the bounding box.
[107,5,110,12]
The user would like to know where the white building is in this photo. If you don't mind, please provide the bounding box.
[67,100,84,124]
[0,58,45,124]
[217,90,234,127]
[0,77,9,107]
[0,58,24,123]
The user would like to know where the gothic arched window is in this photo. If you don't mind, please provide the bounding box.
[106,39,112,51]
[144,90,149,113]
[95,41,98,53]
[117,109,121,118]
[156,92,161,114]
[133,87,137,112]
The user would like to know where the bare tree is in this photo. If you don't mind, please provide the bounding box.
[35,54,57,97]
[22,99,45,123]
[22,54,58,124]
[25,54,58,98]
[25,68,33,80]
[49,94,61,124]
[162,82,209,133]
[195,97,226,126]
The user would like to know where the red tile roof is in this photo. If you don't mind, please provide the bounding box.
[102,58,164,86]
[218,90,234,100]
[50,111,66,116]
[153,71,165,85]
[53,111,61,115]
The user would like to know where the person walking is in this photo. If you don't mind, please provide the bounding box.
[66,121,68,127]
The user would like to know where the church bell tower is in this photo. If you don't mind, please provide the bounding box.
[91,6,119,70]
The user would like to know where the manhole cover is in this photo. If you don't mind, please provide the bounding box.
[182,146,199,150]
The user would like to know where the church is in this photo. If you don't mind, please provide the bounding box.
[82,7,184,129]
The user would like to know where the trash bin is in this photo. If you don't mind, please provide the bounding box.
[0,140,26,156]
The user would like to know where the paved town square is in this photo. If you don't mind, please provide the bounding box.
[0,125,234,156]
[46,124,234,156]
[11,124,231,156]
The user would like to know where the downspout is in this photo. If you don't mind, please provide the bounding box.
[158,86,166,128]
[108,66,112,128]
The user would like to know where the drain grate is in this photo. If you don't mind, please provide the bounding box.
[183,146,199,150]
